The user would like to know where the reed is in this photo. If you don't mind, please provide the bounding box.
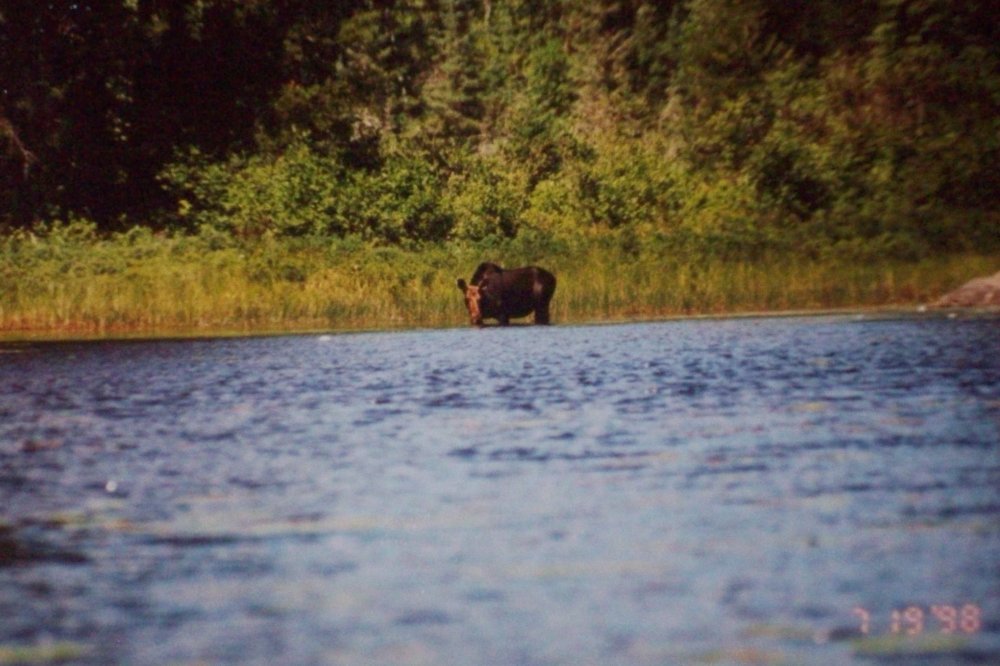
[1,226,995,339]
[548,250,996,322]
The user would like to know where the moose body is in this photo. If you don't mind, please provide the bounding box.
[457,263,556,326]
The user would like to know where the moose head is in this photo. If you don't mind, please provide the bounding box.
[456,279,485,326]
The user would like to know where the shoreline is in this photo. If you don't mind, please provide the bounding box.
[3,304,996,345]
[5,233,996,345]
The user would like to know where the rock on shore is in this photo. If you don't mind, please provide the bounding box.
[932,271,1000,308]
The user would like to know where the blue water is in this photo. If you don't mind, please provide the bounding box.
[1,315,998,664]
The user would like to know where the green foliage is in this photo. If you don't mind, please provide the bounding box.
[345,150,454,244]
[161,141,456,244]
[520,131,679,236]
[444,156,526,241]
[675,0,782,104]
[161,144,345,238]
[4,0,999,284]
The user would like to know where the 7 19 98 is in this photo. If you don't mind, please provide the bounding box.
[852,604,982,636]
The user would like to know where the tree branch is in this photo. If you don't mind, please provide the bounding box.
[1,114,39,178]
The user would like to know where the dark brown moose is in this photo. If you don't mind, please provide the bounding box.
[457,262,557,326]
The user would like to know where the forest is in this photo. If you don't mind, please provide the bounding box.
[2,0,998,334]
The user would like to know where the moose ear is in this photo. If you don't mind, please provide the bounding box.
[457,279,467,291]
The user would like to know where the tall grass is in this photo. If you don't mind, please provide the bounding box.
[547,246,997,322]
[1,222,996,339]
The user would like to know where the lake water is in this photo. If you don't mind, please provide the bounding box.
[1,315,998,664]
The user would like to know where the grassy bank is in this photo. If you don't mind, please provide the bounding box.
[1,222,996,339]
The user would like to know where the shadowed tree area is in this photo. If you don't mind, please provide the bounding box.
[3,0,998,253]
[1,0,292,226]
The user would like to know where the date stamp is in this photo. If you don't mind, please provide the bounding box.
[852,604,982,636]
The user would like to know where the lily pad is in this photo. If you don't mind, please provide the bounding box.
[852,633,969,656]
[0,642,89,664]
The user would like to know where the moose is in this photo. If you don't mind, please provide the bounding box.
[456,262,557,326]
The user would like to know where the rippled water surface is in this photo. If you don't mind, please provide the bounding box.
[2,316,999,664]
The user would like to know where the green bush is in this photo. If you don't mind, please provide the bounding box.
[345,152,454,244]
[161,142,457,245]
[444,156,526,241]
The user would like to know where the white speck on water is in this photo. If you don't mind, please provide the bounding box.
[105,480,118,493]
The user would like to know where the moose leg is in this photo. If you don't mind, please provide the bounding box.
[534,304,551,325]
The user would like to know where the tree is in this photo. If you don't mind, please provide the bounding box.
[0,0,289,229]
